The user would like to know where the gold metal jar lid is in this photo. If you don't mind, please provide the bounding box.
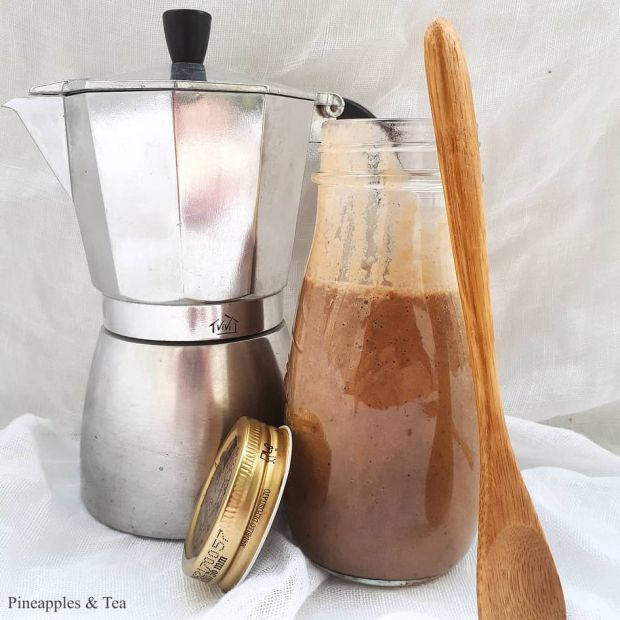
[182,417,291,592]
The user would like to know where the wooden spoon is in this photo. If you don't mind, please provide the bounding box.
[424,18,566,620]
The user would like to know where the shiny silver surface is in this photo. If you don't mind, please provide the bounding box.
[253,95,317,294]
[173,91,263,300]
[103,293,283,342]
[81,324,289,539]
[313,93,345,132]
[65,90,181,300]
[28,63,317,99]
[3,96,72,197]
[6,88,335,303]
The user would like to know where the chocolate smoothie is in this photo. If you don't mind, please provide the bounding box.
[285,277,479,582]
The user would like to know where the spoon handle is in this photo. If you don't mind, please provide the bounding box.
[424,19,503,440]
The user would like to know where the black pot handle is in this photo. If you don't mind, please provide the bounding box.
[339,98,375,119]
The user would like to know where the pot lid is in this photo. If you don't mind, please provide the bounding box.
[30,9,316,101]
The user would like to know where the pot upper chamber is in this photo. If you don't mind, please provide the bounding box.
[21,10,343,303]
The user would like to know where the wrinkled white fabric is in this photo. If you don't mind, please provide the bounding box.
[1,1,619,437]
[0,414,618,619]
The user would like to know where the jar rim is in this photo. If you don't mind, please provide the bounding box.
[321,118,436,147]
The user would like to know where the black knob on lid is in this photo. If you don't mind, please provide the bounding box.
[163,9,212,64]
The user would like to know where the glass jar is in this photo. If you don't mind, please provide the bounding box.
[284,119,479,584]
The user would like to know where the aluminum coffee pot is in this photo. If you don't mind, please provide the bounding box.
[5,9,349,539]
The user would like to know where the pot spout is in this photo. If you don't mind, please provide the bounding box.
[4,96,72,199]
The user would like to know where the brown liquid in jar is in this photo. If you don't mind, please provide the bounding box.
[285,277,479,582]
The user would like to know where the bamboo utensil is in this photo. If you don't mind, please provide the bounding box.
[424,18,566,620]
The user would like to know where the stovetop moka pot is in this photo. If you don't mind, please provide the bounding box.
[5,9,355,538]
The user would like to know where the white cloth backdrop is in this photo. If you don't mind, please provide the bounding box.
[0,1,619,618]
[1,0,619,438]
